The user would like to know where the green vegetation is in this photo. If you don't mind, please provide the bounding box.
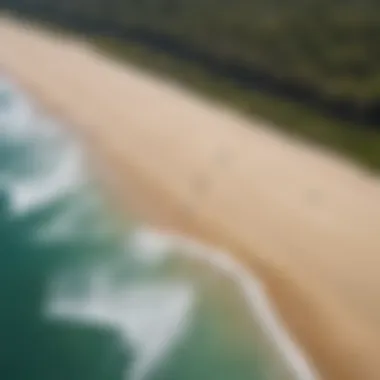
[2,0,380,168]
[93,37,380,169]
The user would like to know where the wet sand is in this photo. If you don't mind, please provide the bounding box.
[1,16,380,380]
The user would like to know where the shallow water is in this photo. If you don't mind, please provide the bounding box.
[0,77,316,380]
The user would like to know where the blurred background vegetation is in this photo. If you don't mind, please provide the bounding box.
[1,0,380,167]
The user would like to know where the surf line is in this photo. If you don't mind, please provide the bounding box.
[132,227,319,380]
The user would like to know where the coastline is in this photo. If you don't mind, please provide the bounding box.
[0,76,312,380]
[1,16,380,380]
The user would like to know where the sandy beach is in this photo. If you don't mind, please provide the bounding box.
[1,16,380,380]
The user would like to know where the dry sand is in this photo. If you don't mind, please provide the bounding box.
[1,16,380,380]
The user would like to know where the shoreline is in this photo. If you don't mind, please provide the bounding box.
[0,75,314,379]
[1,16,380,380]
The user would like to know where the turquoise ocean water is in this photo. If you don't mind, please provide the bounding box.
[0,77,316,380]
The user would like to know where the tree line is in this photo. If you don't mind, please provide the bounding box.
[2,0,380,125]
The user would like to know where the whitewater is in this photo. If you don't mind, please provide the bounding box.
[0,76,317,380]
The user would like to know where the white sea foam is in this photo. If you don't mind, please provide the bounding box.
[129,229,173,266]
[130,227,318,380]
[48,272,194,380]
[1,76,317,380]
[0,86,37,140]
[8,140,85,214]
[1,77,86,215]
[50,227,318,380]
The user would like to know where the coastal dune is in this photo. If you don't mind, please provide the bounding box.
[1,16,380,380]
